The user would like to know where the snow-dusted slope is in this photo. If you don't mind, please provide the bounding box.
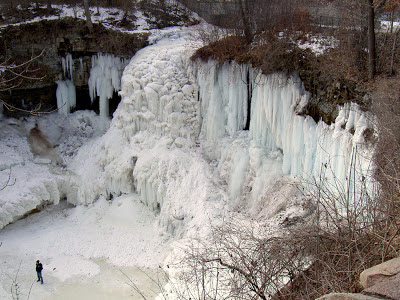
[0,112,101,230]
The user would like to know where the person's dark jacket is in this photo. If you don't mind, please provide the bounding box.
[36,263,43,272]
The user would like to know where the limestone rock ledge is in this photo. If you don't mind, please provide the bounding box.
[317,293,383,300]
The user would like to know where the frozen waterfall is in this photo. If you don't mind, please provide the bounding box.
[70,36,374,237]
[0,30,375,235]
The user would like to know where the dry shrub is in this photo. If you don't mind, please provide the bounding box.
[138,0,195,29]
[274,145,399,299]
[191,36,248,63]
[175,221,309,300]
[371,75,400,255]
[274,225,381,299]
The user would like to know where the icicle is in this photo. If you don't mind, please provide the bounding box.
[195,61,375,207]
[79,57,83,74]
[61,53,74,79]
[68,54,73,80]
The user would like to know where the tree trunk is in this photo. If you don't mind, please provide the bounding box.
[47,0,52,10]
[238,0,253,44]
[368,0,376,80]
[390,28,399,75]
[83,0,93,32]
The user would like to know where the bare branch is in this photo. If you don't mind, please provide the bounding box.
[0,167,16,191]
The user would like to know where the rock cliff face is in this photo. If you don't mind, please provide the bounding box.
[0,18,149,116]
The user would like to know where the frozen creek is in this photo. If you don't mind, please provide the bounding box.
[0,26,374,299]
[0,199,167,300]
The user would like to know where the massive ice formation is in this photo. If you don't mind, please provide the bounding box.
[195,61,374,210]
[70,40,220,236]
[0,30,374,233]
[70,34,374,236]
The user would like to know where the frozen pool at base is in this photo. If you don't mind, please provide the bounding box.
[43,262,164,300]
[0,197,170,300]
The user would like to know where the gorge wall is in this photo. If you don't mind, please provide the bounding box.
[0,18,149,116]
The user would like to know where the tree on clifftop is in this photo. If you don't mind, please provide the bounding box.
[83,0,93,32]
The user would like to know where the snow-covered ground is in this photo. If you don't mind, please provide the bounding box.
[0,1,197,33]
[0,196,170,299]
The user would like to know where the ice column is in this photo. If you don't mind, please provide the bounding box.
[56,79,76,115]
[88,53,128,125]
[56,53,76,114]
[197,61,249,143]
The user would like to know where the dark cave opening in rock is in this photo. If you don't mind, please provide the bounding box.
[3,85,121,118]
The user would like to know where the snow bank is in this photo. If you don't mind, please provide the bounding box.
[0,120,64,229]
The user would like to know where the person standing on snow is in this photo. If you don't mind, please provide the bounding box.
[36,260,43,284]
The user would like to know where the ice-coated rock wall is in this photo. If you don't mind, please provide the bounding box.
[196,60,373,180]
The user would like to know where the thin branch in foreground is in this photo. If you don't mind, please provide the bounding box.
[1,167,16,191]
[119,269,148,300]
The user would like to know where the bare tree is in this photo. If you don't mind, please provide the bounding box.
[9,261,34,300]
[0,50,47,115]
[174,220,308,299]
[368,0,377,79]
[371,76,400,258]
